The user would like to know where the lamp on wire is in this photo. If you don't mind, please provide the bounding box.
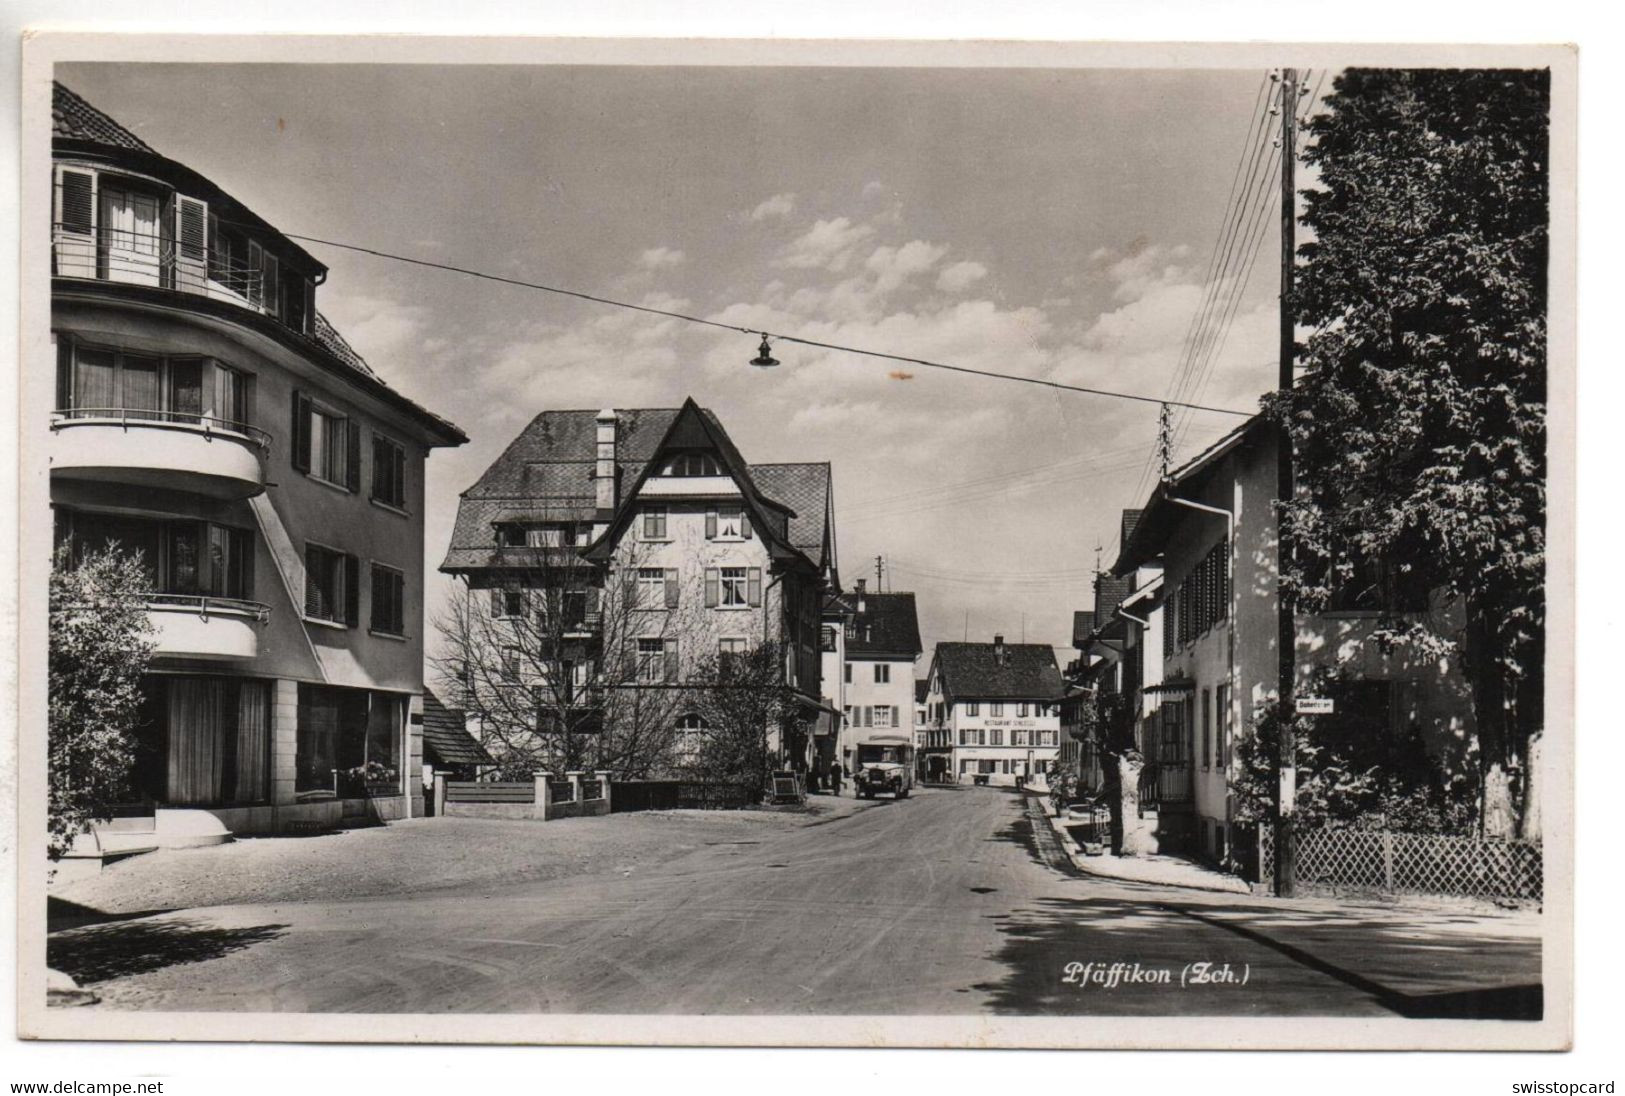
[749,333,780,368]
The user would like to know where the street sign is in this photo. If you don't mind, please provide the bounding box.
[1295,697,1334,715]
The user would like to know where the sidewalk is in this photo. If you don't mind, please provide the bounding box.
[1042,801,1254,895]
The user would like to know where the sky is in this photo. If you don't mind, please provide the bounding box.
[58,62,1301,674]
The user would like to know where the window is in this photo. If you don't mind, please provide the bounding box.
[371,434,407,510]
[527,526,567,548]
[1174,538,1231,647]
[990,702,1004,717]
[708,504,749,539]
[642,505,669,539]
[821,626,838,652]
[1018,702,1029,718]
[843,663,852,684]
[719,637,748,672]
[1216,683,1231,769]
[62,511,253,599]
[965,702,980,717]
[55,343,256,431]
[706,566,761,609]
[663,452,720,477]
[500,645,522,682]
[988,728,1003,746]
[370,563,406,636]
[292,391,359,491]
[634,637,678,683]
[719,567,748,608]
[1039,730,1058,747]
[873,706,894,729]
[874,663,891,684]
[842,705,852,726]
[495,524,526,548]
[637,567,669,608]
[490,587,526,619]
[304,543,358,625]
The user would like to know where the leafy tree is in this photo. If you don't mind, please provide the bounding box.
[1231,669,1478,835]
[1084,687,1155,856]
[48,545,157,861]
[1270,68,1549,838]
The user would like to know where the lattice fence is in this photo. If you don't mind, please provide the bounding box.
[1256,827,1542,901]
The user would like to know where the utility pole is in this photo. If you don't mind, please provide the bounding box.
[875,555,885,592]
[1274,67,1299,899]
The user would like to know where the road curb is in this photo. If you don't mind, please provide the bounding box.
[1040,804,1254,896]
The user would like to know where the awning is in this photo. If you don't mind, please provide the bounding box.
[1144,679,1195,698]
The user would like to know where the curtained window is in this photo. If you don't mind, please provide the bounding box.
[149,676,270,807]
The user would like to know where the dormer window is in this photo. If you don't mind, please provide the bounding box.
[661,452,720,477]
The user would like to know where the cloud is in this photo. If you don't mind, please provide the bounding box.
[937,260,988,294]
[747,192,796,221]
[775,216,875,272]
[864,241,949,296]
[636,246,687,271]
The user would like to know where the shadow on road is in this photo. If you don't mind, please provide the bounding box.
[971,891,1542,1019]
[48,916,289,986]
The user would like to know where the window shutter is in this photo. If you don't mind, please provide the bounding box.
[343,554,360,626]
[747,567,762,607]
[394,443,407,508]
[262,250,281,317]
[303,544,324,618]
[623,638,637,681]
[742,516,752,540]
[664,568,679,609]
[173,196,208,291]
[664,639,679,683]
[291,391,311,472]
[370,564,385,631]
[344,419,361,492]
[57,168,95,234]
[490,588,504,617]
[705,568,719,608]
[705,508,718,539]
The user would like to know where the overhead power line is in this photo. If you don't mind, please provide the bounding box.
[266,228,1253,419]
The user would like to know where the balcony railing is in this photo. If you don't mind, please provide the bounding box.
[52,406,272,452]
[51,222,304,332]
[146,593,271,623]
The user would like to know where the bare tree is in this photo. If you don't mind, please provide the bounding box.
[686,640,811,795]
[432,540,699,778]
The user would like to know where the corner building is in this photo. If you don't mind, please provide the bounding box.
[48,83,466,843]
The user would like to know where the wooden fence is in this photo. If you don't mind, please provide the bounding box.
[610,780,758,813]
[1255,826,1543,901]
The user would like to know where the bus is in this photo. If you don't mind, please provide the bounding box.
[854,733,915,799]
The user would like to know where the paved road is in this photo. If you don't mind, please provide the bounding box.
[51,786,1543,1017]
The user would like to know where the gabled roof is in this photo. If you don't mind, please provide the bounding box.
[53,81,154,153]
[932,642,1064,702]
[832,591,923,658]
[915,679,930,704]
[442,399,826,577]
[421,689,495,767]
[583,399,813,571]
[1114,414,1264,575]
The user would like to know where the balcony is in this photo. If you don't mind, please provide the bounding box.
[50,407,270,500]
[146,594,270,661]
[52,222,307,333]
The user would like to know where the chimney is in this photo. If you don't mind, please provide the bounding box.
[594,409,617,513]
[994,634,1006,664]
[854,578,867,614]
